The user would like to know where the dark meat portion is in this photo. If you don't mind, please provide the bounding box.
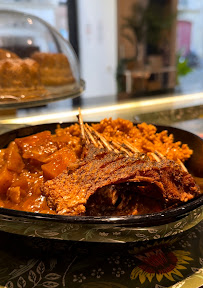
[42,146,201,215]
[85,183,164,216]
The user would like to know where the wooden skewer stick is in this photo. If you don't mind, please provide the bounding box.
[84,124,102,148]
[111,140,133,156]
[149,152,161,162]
[85,124,106,148]
[87,124,113,151]
[155,150,188,172]
[84,123,110,149]
[123,139,160,162]
[84,125,99,147]
[154,150,164,159]
[123,139,140,153]
[78,107,86,141]
[177,158,188,172]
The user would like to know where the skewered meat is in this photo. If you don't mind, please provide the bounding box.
[42,145,200,215]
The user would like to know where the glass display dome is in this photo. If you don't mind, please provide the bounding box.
[0,9,85,109]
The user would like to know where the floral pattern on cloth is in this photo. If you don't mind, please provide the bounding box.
[0,222,202,288]
[130,245,193,283]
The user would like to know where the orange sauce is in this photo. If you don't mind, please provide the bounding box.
[0,129,80,213]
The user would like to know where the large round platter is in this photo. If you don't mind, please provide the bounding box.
[0,122,202,243]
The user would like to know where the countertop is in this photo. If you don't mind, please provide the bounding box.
[0,90,202,136]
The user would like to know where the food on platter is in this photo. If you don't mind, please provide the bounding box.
[0,48,76,102]
[0,58,47,99]
[0,116,201,216]
[31,52,75,86]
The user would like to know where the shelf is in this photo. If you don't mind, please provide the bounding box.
[124,66,176,93]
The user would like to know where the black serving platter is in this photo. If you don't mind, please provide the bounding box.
[0,122,202,243]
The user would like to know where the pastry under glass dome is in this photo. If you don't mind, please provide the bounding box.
[0,9,84,109]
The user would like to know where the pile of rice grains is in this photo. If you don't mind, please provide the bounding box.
[56,118,193,163]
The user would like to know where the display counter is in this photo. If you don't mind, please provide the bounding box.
[0,90,202,137]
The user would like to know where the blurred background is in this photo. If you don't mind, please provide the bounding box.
[0,0,201,134]
[1,0,203,99]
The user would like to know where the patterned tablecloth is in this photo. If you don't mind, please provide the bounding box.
[0,221,202,288]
